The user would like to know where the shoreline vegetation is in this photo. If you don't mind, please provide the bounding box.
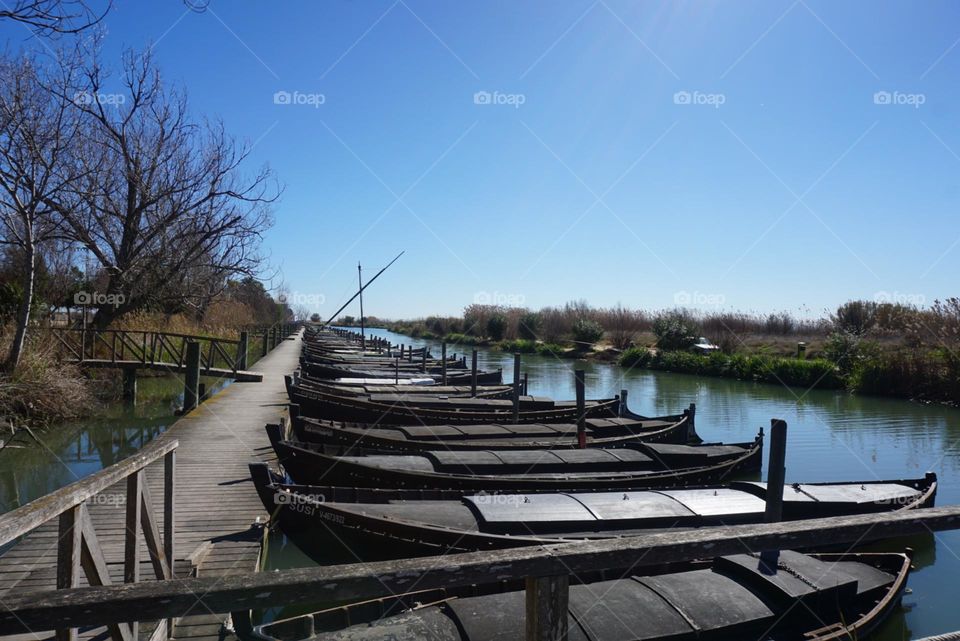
[338,299,960,406]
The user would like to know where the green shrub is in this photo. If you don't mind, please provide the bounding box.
[653,311,699,351]
[486,314,507,340]
[499,339,538,353]
[619,346,650,367]
[831,300,878,336]
[571,318,604,344]
[536,342,568,358]
[518,312,541,340]
[445,332,483,346]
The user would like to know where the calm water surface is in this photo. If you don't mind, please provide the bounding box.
[263,328,960,639]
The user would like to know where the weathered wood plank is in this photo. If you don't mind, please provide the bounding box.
[525,574,568,641]
[2,505,960,633]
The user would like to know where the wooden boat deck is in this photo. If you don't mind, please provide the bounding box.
[0,331,302,641]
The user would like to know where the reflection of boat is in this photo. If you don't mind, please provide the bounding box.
[236,550,914,641]
[250,463,936,558]
[265,428,763,491]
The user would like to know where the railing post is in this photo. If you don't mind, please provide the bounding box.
[525,574,569,641]
[238,331,249,371]
[164,450,176,638]
[765,419,788,522]
[441,342,447,386]
[183,341,201,413]
[575,370,586,449]
[512,353,522,423]
[124,471,143,641]
[470,350,478,397]
[55,505,82,641]
[261,328,269,357]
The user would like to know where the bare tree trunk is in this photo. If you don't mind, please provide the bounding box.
[5,234,35,372]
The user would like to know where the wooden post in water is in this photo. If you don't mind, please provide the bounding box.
[122,368,137,405]
[575,370,586,449]
[765,419,788,523]
[408,345,413,362]
[525,574,569,641]
[421,348,427,373]
[523,372,529,396]
[394,357,399,385]
[238,331,249,371]
[512,353,522,423]
[618,389,628,417]
[183,342,201,413]
[400,344,405,360]
[441,343,447,385]
[470,350,478,397]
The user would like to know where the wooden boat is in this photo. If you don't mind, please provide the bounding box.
[235,550,913,641]
[289,411,696,451]
[299,361,503,385]
[287,386,622,424]
[250,462,936,557]
[264,427,764,491]
[290,375,515,399]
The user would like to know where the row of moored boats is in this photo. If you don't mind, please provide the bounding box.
[241,326,937,641]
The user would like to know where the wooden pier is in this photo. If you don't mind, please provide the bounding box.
[0,328,303,641]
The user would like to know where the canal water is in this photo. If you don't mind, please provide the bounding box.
[261,327,960,639]
[3,328,958,638]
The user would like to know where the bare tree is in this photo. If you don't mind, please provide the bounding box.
[0,52,83,370]
[52,47,280,329]
[0,0,110,35]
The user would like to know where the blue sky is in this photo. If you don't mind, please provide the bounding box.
[4,1,959,319]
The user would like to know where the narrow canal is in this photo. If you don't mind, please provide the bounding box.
[263,327,960,639]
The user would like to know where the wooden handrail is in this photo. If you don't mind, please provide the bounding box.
[0,438,178,547]
[1,504,959,633]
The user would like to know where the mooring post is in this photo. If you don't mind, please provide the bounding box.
[122,368,137,406]
[441,342,447,385]
[523,372,529,396]
[525,574,569,641]
[512,353,522,423]
[470,350,478,397]
[238,331,249,371]
[183,341,201,413]
[619,389,628,417]
[575,369,586,449]
[408,345,413,362]
[765,419,788,522]
[400,344,405,360]
[422,348,427,373]
[395,357,399,385]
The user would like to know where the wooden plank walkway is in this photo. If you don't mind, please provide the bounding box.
[0,331,302,641]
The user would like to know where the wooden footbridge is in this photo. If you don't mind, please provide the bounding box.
[49,325,300,387]
[0,326,303,641]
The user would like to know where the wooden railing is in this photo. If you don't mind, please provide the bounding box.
[49,323,300,374]
[1,503,959,638]
[0,438,179,641]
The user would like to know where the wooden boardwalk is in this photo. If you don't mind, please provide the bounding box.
[0,331,302,641]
